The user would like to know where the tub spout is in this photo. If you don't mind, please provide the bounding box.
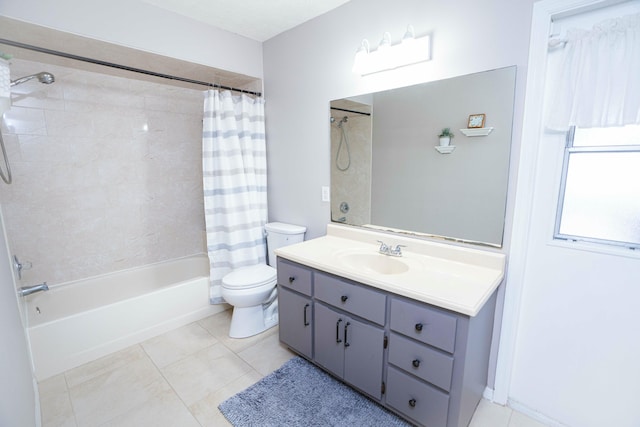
[18,282,48,297]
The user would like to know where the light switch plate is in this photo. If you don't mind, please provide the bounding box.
[321,186,330,202]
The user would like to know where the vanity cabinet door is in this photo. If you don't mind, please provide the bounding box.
[314,302,345,378]
[343,316,384,400]
[314,302,384,400]
[278,286,313,358]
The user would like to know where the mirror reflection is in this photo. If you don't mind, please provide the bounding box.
[330,66,516,247]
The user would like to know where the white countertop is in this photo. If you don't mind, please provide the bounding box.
[275,224,506,316]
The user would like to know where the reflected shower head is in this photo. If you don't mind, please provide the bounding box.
[10,72,56,87]
[330,116,348,127]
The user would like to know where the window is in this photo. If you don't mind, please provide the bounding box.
[555,125,640,250]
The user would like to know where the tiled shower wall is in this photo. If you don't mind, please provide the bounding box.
[0,59,206,285]
[330,104,372,226]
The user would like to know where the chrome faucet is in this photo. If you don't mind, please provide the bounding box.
[389,244,406,257]
[18,282,48,297]
[377,240,391,255]
[377,241,406,257]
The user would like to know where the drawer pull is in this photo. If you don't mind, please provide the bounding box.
[336,319,343,343]
[303,303,310,326]
[412,359,421,368]
[344,321,351,347]
[415,323,423,332]
[408,398,417,408]
[289,276,296,284]
[341,295,348,303]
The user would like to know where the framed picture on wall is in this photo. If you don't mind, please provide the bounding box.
[467,114,486,128]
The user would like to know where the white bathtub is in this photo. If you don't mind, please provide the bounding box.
[26,254,226,381]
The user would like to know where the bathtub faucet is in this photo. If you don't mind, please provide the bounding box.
[18,282,48,297]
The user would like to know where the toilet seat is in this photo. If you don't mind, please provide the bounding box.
[222,264,276,290]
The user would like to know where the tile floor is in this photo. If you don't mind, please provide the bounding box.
[38,309,547,427]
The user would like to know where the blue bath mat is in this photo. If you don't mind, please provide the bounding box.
[218,356,411,426]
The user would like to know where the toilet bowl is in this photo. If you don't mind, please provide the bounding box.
[221,222,306,338]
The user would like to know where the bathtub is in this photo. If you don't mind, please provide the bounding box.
[26,254,226,381]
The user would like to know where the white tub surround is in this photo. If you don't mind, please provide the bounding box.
[275,224,505,316]
[26,255,225,381]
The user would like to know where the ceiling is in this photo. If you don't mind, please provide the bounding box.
[141,0,351,42]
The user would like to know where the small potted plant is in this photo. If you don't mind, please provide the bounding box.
[438,128,454,146]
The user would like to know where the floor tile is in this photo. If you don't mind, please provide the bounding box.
[198,309,279,353]
[189,370,263,427]
[237,330,295,376]
[69,356,165,427]
[38,374,68,399]
[469,399,512,427]
[141,322,218,368]
[64,345,148,389]
[509,409,549,427]
[39,377,77,427]
[99,382,200,427]
[161,342,254,406]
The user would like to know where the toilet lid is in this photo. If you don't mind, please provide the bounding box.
[222,264,276,290]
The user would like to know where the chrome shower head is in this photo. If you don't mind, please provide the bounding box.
[37,72,55,84]
[10,72,56,87]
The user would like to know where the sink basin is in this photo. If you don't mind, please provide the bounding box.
[339,252,410,275]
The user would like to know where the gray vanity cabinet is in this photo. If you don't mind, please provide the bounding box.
[277,257,498,427]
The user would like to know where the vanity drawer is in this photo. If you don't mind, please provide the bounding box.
[314,272,386,325]
[388,333,453,392]
[277,259,313,296]
[386,366,449,427]
[390,298,457,353]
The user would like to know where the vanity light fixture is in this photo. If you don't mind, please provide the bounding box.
[352,25,431,76]
[351,39,370,75]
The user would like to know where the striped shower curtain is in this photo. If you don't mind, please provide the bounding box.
[202,90,268,304]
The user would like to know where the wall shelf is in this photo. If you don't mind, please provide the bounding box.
[435,145,456,154]
[459,127,494,137]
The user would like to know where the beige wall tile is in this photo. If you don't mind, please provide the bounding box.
[0,58,206,285]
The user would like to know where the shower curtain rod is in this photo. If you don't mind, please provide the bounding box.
[330,106,371,116]
[0,38,262,97]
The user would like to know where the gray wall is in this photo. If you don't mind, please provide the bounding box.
[263,0,533,242]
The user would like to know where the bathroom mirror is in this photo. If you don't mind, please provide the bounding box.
[330,66,516,247]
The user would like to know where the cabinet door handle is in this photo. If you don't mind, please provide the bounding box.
[289,276,295,284]
[303,303,310,326]
[408,398,417,408]
[340,295,348,303]
[336,318,343,343]
[412,359,421,368]
[415,323,423,332]
[344,321,351,347]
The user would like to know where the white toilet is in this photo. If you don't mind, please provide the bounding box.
[221,222,306,338]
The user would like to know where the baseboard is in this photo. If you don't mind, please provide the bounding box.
[482,386,494,401]
[507,398,569,427]
[482,387,568,426]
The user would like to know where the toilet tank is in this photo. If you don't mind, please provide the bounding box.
[265,222,306,267]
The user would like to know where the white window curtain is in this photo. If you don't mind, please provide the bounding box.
[546,12,640,131]
[202,90,268,304]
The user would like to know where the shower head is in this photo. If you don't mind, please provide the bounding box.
[10,72,56,87]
